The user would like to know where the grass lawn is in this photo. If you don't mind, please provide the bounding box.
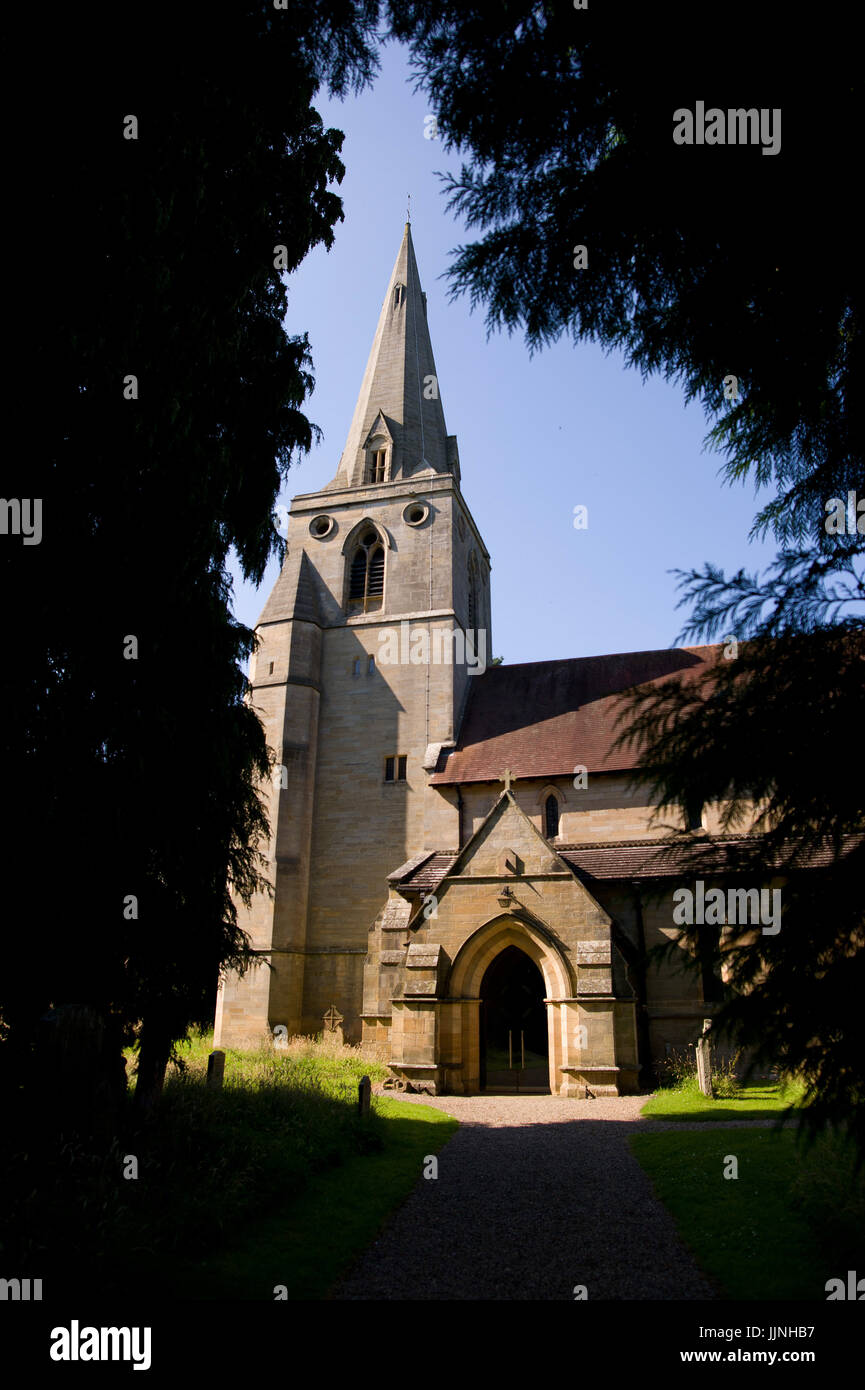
[123,1030,459,1300]
[3,1028,458,1300]
[139,1026,391,1091]
[640,1077,803,1123]
[161,1097,457,1300]
[628,1128,831,1299]
[631,1076,865,1298]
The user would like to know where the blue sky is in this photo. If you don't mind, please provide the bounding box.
[227,41,778,665]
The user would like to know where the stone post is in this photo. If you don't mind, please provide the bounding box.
[358,1075,371,1118]
[696,1019,713,1098]
[207,1050,226,1091]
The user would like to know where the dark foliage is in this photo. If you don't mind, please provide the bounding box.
[387,0,860,546]
[616,627,864,1153]
[387,0,865,1148]
[2,3,382,1125]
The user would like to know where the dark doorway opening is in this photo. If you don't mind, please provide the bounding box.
[480,945,549,1093]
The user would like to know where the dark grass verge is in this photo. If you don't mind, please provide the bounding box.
[629,1128,865,1300]
[1,1040,396,1298]
[155,1099,458,1299]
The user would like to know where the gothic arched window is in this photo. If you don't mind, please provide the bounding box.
[347,529,385,613]
[545,794,560,840]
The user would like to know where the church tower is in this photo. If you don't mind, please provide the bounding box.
[214,224,492,1048]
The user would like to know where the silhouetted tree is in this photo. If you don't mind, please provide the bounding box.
[387,0,864,1148]
[387,1,860,539]
[2,2,382,1122]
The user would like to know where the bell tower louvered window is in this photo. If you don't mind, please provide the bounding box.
[347,529,385,614]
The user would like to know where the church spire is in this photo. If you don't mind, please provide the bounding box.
[328,223,459,489]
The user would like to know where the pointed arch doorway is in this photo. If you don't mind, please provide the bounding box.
[480,945,550,1093]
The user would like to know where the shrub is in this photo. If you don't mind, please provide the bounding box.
[654,1047,697,1089]
[712,1051,743,1099]
[788,1130,865,1268]
[654,1045,744,1097]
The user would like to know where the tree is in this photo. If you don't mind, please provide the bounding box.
[2,2,382,1123]
[387,0,864,1148]
[617,614,864,1153]
[386,0,860,537]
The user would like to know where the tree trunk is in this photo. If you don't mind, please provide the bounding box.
[133,1018,173,1114]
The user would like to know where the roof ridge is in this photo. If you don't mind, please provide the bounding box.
[558,832,757,851]
[473,644,725,675]
[386,849,439,882]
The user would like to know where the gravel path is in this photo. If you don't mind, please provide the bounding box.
[332,1094,726,1301]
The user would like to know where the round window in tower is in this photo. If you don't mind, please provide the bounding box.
[403,501,430,527]
[309,515,335,539]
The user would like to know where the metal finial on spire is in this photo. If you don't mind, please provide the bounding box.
[407,192,411,224]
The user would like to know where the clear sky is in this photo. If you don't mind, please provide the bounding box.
[227,40,778,665]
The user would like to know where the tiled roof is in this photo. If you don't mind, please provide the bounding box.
[562,833,862,881]
[389,835,862,890]
[559,836,744,881]
[429,646,720,785]
[387,851,439,883]
[390,851,459,894]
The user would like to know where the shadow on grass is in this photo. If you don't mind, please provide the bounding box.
[144,1103,860,1302]
[629,1126,865,1299]
[156,1100,458,1301]
[1,1040,436,1302]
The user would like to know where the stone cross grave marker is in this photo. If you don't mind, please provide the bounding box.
[323,1004,344,1048]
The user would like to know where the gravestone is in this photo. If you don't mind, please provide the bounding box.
[695,1019,713,1098]
[358,1075,371,1117]
[207,1050,226,1091]
[322,1004,344,1048]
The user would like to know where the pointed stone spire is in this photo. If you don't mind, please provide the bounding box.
[327,223,459,489]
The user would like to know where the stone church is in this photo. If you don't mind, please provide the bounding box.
[214,223,730,1096]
